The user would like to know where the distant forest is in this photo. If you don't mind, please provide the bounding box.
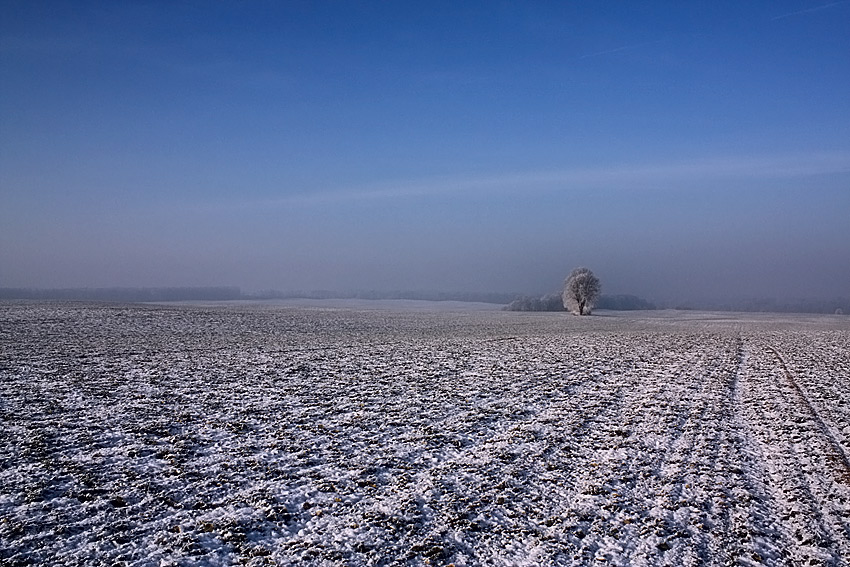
[244,289,518,304]
[505,291,848,315]
[0,287,515,305]
[1,287,846,315]
[505,294,656,312]
[0,287,242,302]
[667,297,849,315]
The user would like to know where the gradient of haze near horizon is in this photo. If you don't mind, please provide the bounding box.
[2,1,849,303]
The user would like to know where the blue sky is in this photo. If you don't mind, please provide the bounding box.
[2,1,849,301]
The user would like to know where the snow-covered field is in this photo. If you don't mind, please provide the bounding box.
[1,301,849,566]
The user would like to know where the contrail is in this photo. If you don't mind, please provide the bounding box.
[579,39,665,59]
[771,0,848,20]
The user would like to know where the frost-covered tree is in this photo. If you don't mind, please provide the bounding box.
[563,267,601,315]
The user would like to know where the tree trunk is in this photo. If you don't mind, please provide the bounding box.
[579,300,586,315]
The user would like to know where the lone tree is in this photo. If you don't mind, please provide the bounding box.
[563,267,601,315]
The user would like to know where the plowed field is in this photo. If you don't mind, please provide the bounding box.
[1,302,848,566]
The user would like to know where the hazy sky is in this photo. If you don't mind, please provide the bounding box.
[2,1,849,301]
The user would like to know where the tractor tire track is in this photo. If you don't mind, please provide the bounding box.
[735,340,850,566]
[766,346,850,485]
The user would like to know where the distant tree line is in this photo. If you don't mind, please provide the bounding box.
[0,287,516,305]
[0,287,242,302]
[597,294,658,311]
[243,289,518,304]
[505,292,849,315]
[504,293,566,312]
[668,297,850,315]
[505,293,656,312]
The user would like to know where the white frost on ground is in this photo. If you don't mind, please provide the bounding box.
[1,302,848,566]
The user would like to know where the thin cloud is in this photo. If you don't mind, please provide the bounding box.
[250,151,850,208]
[771,1,849,20]
[580,39,666,59]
